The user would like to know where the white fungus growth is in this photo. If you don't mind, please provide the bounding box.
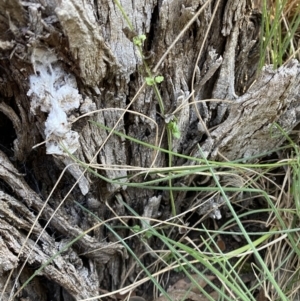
[27,48,82,155]
[45,101,70,137]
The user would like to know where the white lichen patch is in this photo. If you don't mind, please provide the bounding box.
[197,197,223,220]
[27,48,82,155]
[27,48,93,195]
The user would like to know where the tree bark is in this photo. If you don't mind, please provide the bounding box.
[0,0,299,300]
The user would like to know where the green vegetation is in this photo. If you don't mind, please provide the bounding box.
[83,1,299,300]
[13,0,300,300]
[260,0,300,68]
[77,121,300,301]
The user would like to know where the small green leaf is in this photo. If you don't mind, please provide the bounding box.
[145,77,155,86]
[155,75,164,83]
[168,121,181,139]
[144,231,153,239]
[132,225,141,232]
[133,34,146,46]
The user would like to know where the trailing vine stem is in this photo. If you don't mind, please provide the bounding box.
[112,0,177,215]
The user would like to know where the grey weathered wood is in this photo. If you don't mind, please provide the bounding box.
[202,60,300,160]
[0,0,299,300]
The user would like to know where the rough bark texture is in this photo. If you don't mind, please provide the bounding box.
[0,0,299,300]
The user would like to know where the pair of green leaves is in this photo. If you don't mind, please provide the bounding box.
[145,75,164,86]
[133,35,164,86]
[133,34,180,140]
[132,224,153,239]
[133,34,146,46]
